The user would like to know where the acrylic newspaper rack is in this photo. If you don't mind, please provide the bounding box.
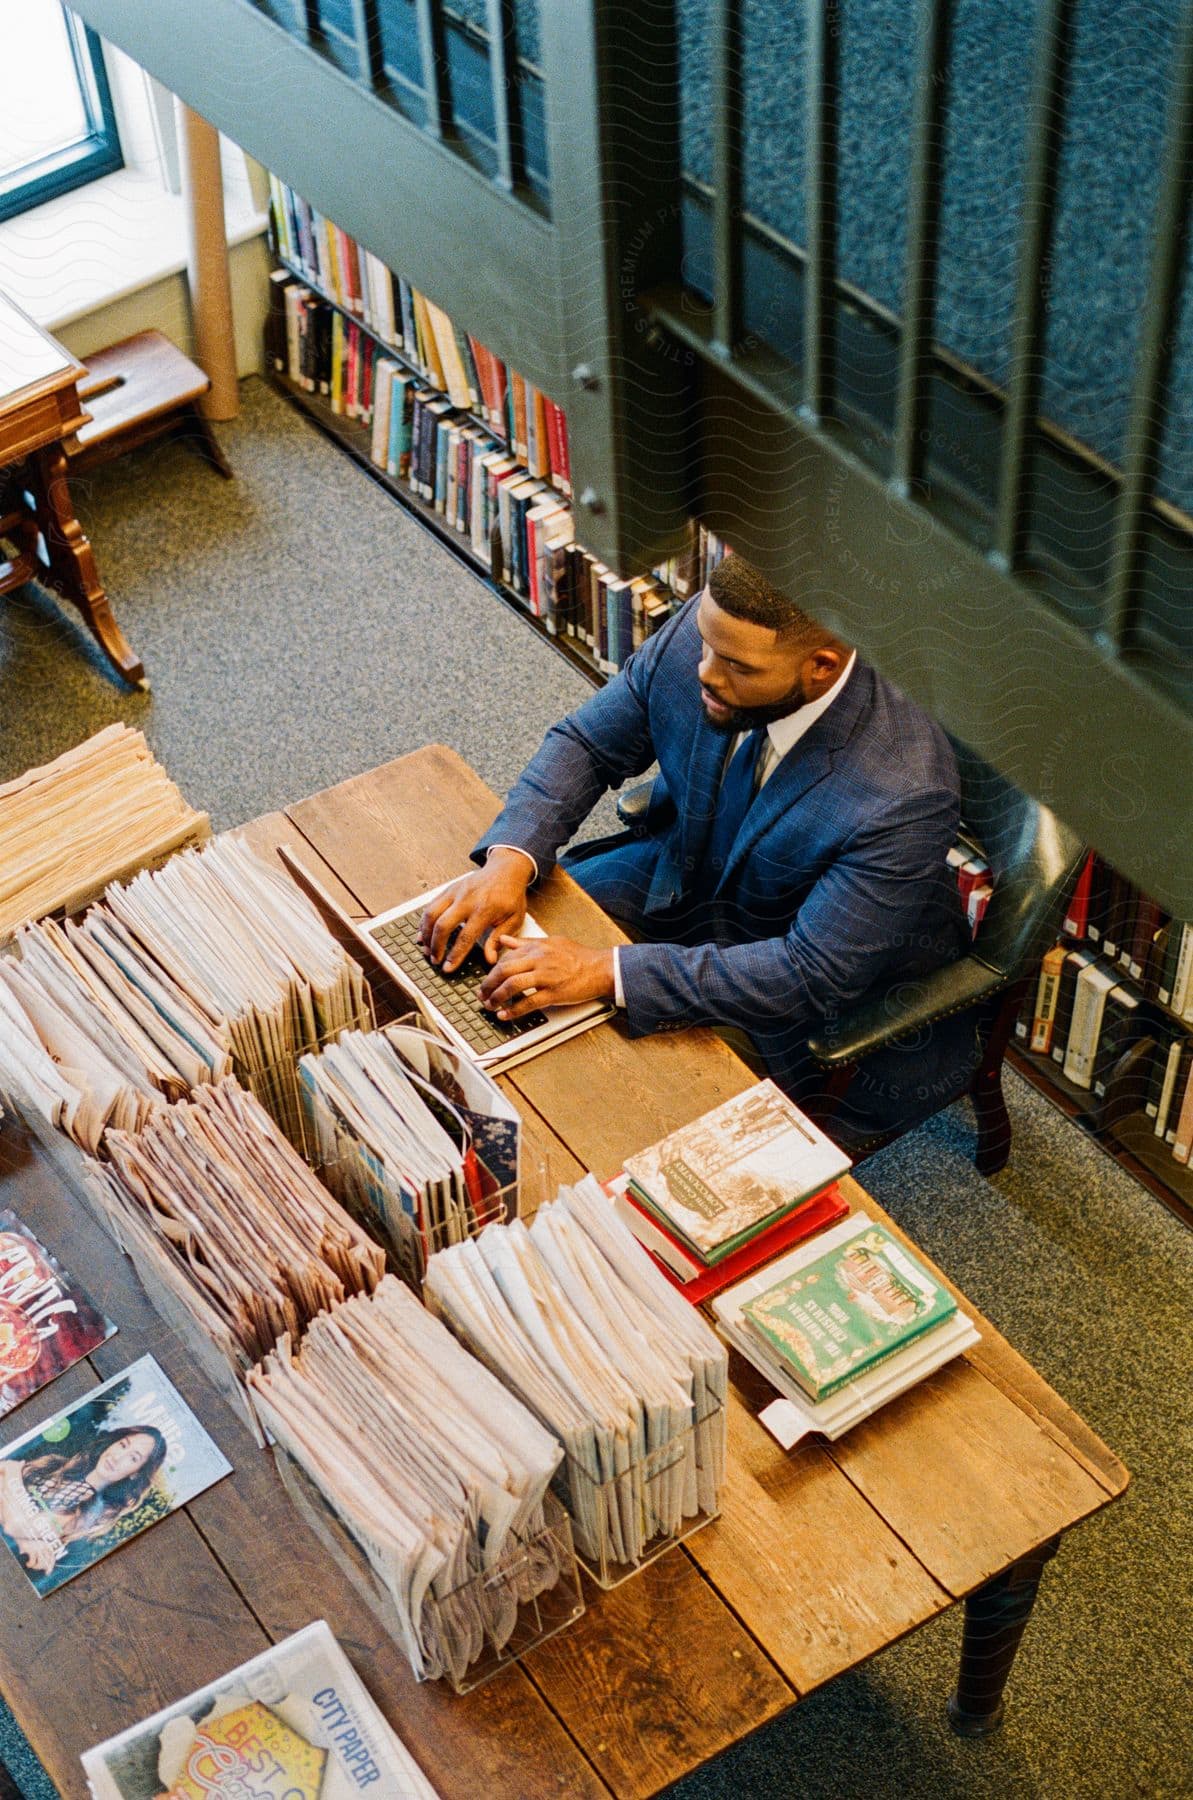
[424,1181,730,1591]
[554,1391,724,1588]
[430,1292,724,1590]
[271,1446,585,1693]
[296,1019,526,1289]
[249,1279,587,1693]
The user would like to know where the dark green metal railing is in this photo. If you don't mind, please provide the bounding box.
[68,0,1193,911]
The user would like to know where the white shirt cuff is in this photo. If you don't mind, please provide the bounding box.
[486,843,539,882]
[612,945,625,1008]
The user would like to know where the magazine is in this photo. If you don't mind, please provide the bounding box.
[0,1353,231,1596]
[0,1212,116,1418]
[81,1618,439,1799]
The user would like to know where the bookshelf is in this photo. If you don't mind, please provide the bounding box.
[263,177,722,694]
[1009,866,1193,1229]
[265,364,604,691]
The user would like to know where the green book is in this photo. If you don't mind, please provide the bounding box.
[741,1226,957,1400]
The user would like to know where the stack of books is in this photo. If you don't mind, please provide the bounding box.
[713,1215,980,1441]
[615,1080,851,1302]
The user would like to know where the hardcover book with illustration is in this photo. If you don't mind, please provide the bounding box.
[741,1225,958,1401]
[0,1353,230,1595]
[81,1619,438,1799]
[623,1080,850,1264]
[0,1212,115,1418]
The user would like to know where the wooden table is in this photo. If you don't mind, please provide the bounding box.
[0,746,1128,1799]
[0,290,145,688]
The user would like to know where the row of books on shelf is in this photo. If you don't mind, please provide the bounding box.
[265,174,731,674]
[1017,943,1193,1164]
[267,271,728,670]
[1061,850,1193,1023]
[269,173,571,488]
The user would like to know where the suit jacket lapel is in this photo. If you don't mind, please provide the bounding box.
[716,661,873,891]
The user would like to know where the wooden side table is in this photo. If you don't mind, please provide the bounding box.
[0,290,145,689]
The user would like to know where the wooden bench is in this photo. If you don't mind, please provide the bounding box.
[66,328,231,478]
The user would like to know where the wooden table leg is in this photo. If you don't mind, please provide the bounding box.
[947,1536,1061,1736]
[27,444,147,689]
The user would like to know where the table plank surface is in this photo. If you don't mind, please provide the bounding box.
[522,1548,793,1800]
[687,1400,951,1694]
[0,745,1128,1800]
[0,1128,271,1800]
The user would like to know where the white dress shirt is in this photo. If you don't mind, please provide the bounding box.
[493,652,858,1008]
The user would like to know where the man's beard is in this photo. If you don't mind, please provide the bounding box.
[700,684,810,734]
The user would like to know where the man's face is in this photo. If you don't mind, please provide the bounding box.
[695,593,845,732]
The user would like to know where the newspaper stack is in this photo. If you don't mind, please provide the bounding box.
[0,724,208,940]
[247,1277,567,1686]
[82,1619,439,1798]
[299,1026,519,1284]
[424,1175,728,1578]
[0,908,234,1153]
[102,833,372,1140]
[89,1078,385,1376]
[0,834,370,1150]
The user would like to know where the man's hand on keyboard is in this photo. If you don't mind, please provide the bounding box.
[479,935,616,1019]
[419,849,533,972]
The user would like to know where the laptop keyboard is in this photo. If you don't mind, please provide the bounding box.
[368,911,549,1053]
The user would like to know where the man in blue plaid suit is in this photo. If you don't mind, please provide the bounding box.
[421,555,975,1128]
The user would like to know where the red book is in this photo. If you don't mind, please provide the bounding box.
[615,1183,850,1306]
[543,398,571,495]
[467,336,499,427]
[1064,850,1095,939]
[556,403,571,492]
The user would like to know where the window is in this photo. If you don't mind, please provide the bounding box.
[0,1,122,223]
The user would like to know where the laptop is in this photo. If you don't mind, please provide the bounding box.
[279,846,615,1074]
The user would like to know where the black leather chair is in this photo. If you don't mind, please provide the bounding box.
[616,740,1085,1173]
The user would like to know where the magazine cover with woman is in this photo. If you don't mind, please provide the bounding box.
[0,1353,231,1595]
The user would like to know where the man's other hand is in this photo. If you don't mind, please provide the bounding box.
[479,935,615,1018]
[418,849,533,971]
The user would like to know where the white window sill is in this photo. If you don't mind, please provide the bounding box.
[0,164,267,334]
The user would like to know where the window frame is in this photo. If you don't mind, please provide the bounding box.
[0,7,123,224]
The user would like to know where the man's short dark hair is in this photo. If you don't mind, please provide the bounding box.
[707,554,824,641]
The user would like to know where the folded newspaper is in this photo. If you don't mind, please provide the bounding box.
[299,1025,520,1285]
[88,1077,385,1378]
[0,833,371,1154]
[81,1619,438,1798]
[247,1277,569,1686]
[424,1175,728,1578]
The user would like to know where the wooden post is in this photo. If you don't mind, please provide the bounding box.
[175,97,239,421]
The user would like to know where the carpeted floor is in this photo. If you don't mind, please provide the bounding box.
[0,379,1189,1798]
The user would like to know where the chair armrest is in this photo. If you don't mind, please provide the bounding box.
[806,956,1009,1067]
[616,780,657,828]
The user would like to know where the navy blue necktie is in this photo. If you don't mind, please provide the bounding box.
[704,728,766,883]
